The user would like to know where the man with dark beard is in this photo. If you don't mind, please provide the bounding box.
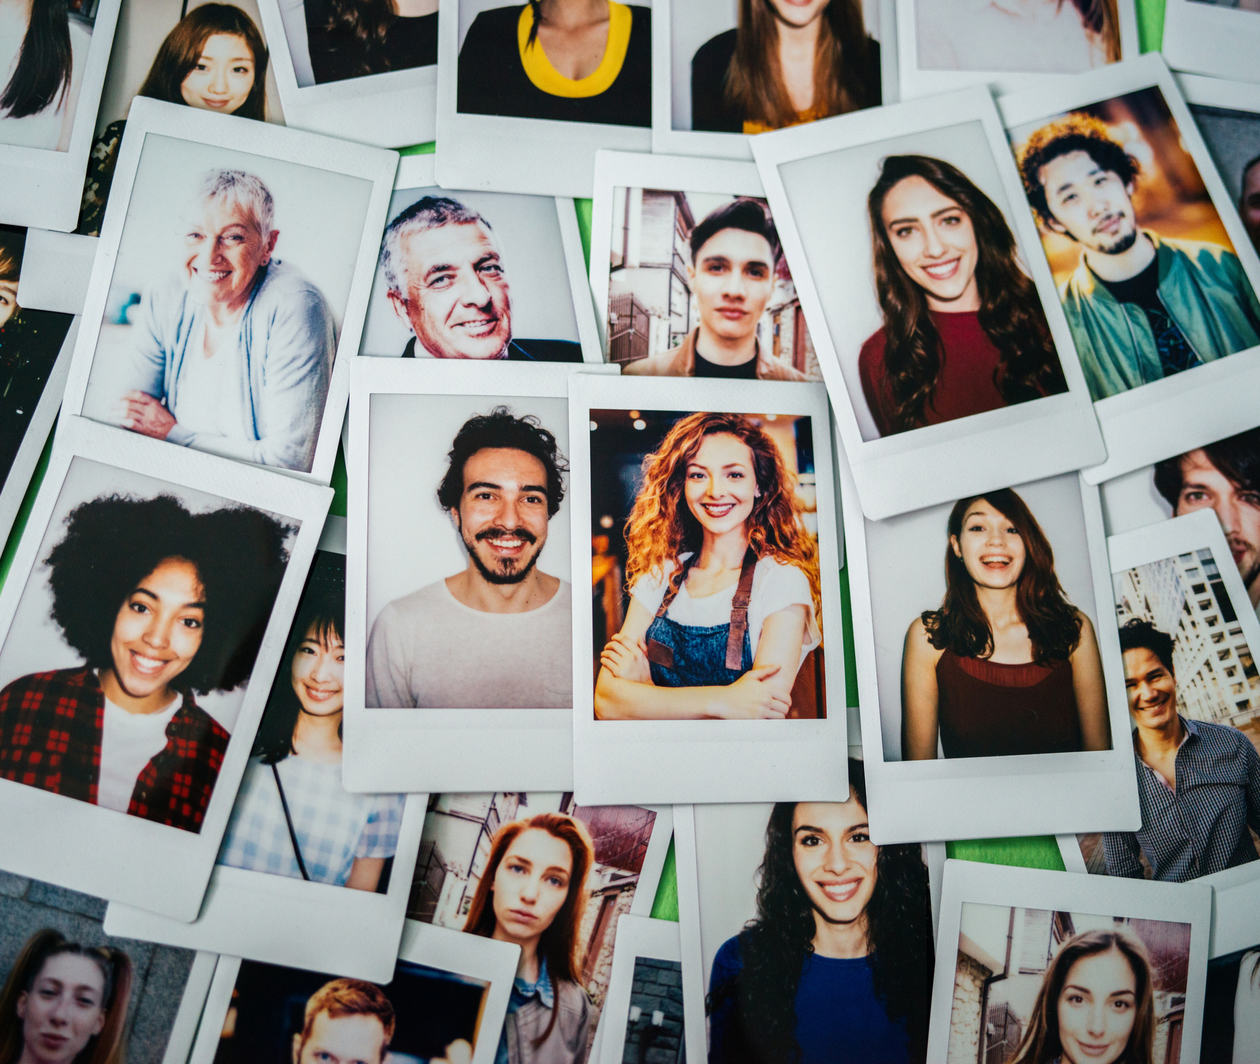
[365,407,572,708]
[1016,111,1260,401]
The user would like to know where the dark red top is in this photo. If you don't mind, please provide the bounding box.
[858,310,1009,437]
[936,650,1082,759]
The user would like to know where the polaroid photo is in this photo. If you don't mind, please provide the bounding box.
[594,915,682,1064]
[189,920,518,1064]
[928,859,1212,1064]
[346,360,616,793]
[1054,511,1260,959]
[59,95,398,482]
[896,0,1137,99]
[0,416,331,919]
[1001,54,1260,485]
[842,449,1140,843]
[253,0,437,148]
[1097,418,1260,624]
[674,790,946,1064]
[570,373,847,805]
[752,86,1104,521]
[15,230,97,315]
[359,153,602,364]
[1202,940,1260,1059]
[0,0,121,231]
[1164,0,1260,85]
[103,517,428,982]
[77,0,288,240]
[650,0,896,161]
[0,230,76,544]
[432,0,653,198]
[404,792,672,1064]
[0,879,213,1064]
[588,150,824,383]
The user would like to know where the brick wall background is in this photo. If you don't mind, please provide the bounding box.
[948,951,989,1064]
[620,957,684,1064]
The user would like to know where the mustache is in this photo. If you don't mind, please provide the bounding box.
[474,526,538,545]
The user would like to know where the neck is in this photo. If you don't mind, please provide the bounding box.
[1136,714,1184,761]
[495,925,542,982]
[974,585,1020,629]
[291,707,343,761]
[99,668,176,715]
[697,528,751,570]
[447,567,557,614]
[811,913,870,960]
[926,281,981,314]
[536,0,607,26]
[394,0,438,14]
[776,13,822,53]
[1085,231,1156,284]
[695,323,758,367]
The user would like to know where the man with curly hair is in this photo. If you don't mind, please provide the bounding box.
[1016,111,1260,400]
[365,407,573,709]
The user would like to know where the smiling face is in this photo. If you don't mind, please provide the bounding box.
[1122,645,1178,732]
[103,557,205,714]
[791,798,878,937]
[180,32,256,114]
[182,197,277,316]
[291,621,345,718]
[389,221,512,359]
[766,0,831,28]
[0,278,17,329]
[1038,149,1139,255]
[951,498,1027,591]
[881,175,980,312]
[295,1012,388,1064]
[687,227,775,346]
[490,828,574,950]
[682,432,758,540]
[452,447,551,586]
[16,954,107,1064]
[1056,949,1138,1064]
[1173,449,1260,600]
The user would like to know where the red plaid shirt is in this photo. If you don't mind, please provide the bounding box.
[0,668,229,833]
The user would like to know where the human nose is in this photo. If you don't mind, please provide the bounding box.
[143,613,171,649]
[518,874,539,902]
[209,61,228,93]
[49,993,73,1023]
[1084,1001,1107,1036]
[455,269,491,306]
[922,223,946,258]
[309,650,331,682]
[1214,497,1241,535]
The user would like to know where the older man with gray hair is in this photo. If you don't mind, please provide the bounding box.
[380,194,582,362]
[113,168,336,472]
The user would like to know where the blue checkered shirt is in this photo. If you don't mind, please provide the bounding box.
[1103,717,1260,882]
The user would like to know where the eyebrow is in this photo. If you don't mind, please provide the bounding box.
[793,822,869,834]
[1063,983,1135,997]
[465,481,548,494]
[474,252,502,268]
[132,586,206,609]
[1052,164,1106,198]
[687,461,750,471]
[886,205,963,227]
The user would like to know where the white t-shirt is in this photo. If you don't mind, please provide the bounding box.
[97,694,181,812]
[630,556,821,666]
[172,327,236,437]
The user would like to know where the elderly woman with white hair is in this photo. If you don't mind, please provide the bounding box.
[115,169,336,472]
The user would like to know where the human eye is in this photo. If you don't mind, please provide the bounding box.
[233,63,252,75]
[941,212,965,227]
[891,224,915,240]
[546,873,567,887]
[797,832,822,848]
[479,260,504,277]
[1239,491,1260,508]
[727,470,745,480]
[1064,992,1085,1005]
[686,468,706,480]
[129,599,151,614]
[186,230,205,242]
[1112,998,1133,1011]
[181,616,203,630]
[745,264,769,279]
[1005,524,1020,536]
[966,521,985,533]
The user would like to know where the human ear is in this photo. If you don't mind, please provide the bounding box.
[16,991,26,1020]
[949,535,961,558]
[387,289,413,331]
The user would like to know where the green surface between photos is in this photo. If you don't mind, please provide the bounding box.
[0,0,1172,920]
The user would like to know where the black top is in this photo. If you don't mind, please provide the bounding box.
[307,11,438,84]
[402,336,584,362]
[693,346,759,378]
[457,4,651,127]
[0,309,73,477]
[1097,254,1200,377]
[690,28,881,133]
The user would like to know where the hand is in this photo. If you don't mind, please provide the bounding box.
[600,632,652,684]
[119,391,176,440]
[712,665,791,719]
[432,1039,472,1064]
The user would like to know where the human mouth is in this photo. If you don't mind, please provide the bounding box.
[1069,1042,1115,1059]
[454,316,500,337]
[1094,214,1123,236]
[303,684,339,703]
[717,307,747,320]
[979,554,1012,569]
[507,909,538,923]
[201,97,232,109]
[476,528,537,555]
[130,650,173,677]
[817,879,861,903]
[701,502,737,518]
[922,258,961,281]
[38,1033,70,1051]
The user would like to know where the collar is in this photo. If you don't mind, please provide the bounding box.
[401,334,510,360]
[1077,229,1167,299]
[686,328,762,372]
[1132,714,1197,757]
[513,956,555,1009]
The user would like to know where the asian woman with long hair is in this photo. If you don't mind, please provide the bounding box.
[0,929,133,1064]
[78,3,269,235]
[691,0,880,134]
[463,811,595,1064]
[1008,928,1155,1064]
[707,759,933,1063]
[306,0,438,83]
[0,0,89,150]
[901,488,1109,760]
[596,411,822,721]
[859,154,1067,438]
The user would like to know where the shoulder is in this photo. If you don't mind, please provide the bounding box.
[509,338,584,363]
[176,696,230,746]
[378,583,450,622]
[1158,234,1245,275]
[753,556,809,590]
[625,5,651,30]
[1,668,94,701]
[630,563,675,603]
[624,341,688,376]
[554,977,592,1016]
[462,5,521,41]
[1190,718,1254,748]
[694,28,737,71]
[904,616,941,659]
[713,933,744,975]
[858,327,890,373]
[255,261,326,305]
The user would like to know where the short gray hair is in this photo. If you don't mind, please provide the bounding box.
[196,169,275,235]
[379,195,491,297]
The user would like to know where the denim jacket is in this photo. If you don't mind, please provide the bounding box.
[500,964,591,1064]
[1059,231,1260,401]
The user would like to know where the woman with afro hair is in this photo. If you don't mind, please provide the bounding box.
[706,759,933,1063]
[0,492,291,832]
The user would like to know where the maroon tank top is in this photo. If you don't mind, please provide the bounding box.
[936,649,1083,759]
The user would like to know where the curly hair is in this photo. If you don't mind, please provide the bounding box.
[0,928,134,1064]
[0,0,71,121]
[137,3,269,122]
[706,759,932,1063]
[1010,927,1155,1064]
[1016,111,1140,231]
[867,154,1066,434]
[43,494,292,695]
[253,552,345,764]
[923,488,1081,665]
[623,412,821,623]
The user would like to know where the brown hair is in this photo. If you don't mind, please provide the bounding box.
[1010,928,1155,1064]
[0,227,25,285]
[0,929,133,1064]
[298,979,395,1058]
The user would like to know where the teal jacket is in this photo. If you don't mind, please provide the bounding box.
[1059,232,1260,401]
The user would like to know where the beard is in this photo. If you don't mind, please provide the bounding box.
[463,525,542,585]
[1094,221,1139,256]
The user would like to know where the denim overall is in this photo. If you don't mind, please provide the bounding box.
[644,551,756,687]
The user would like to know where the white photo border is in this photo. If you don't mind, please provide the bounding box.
[596,915,682,1064]
[15,231,97,315]
[1163,0,1260,85]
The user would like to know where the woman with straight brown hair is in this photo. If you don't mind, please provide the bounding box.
[690,0,879,134]
[463,811,595,1064]
[0,0,89,150]
[0,929,133,1064]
